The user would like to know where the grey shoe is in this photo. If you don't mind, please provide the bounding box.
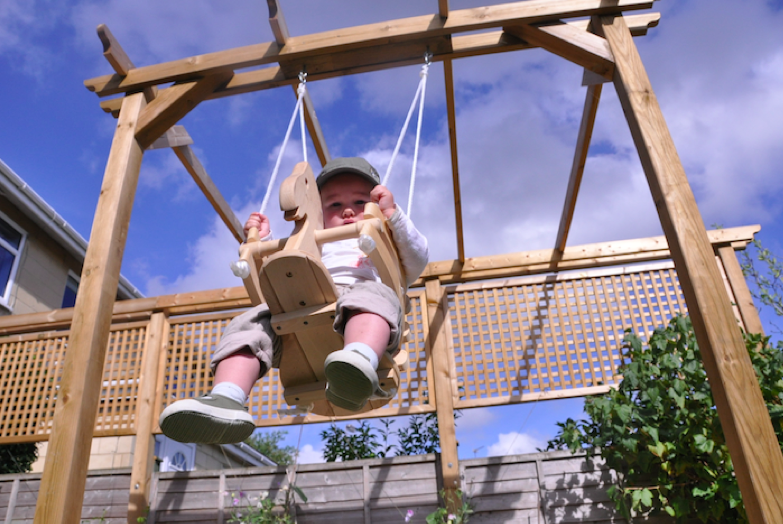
[159,395,255,444]
[324,350,379,411]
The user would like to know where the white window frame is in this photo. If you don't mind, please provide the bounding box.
[0,211,27,312]
[62,270,80,308]
[157,436,196,472]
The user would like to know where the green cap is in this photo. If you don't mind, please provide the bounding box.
[316,157,381,189]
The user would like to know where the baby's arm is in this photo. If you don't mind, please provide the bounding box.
[244,212,272,240]
[387,207,429,286]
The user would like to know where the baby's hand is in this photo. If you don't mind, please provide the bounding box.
[371,185,397,219]
[244,212,271,239]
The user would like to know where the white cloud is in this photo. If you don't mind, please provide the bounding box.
[144,205,254,296]
[457,407,497,431]
[139,149,199,202]
[486,431,546,457]
[295,444,324,464]
[69,0,270,71]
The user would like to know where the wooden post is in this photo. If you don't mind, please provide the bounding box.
[717,245,764,336]
[424,279,461,511]
[33,92,146,524]
[599,14,783,523]
[128,312,170,524]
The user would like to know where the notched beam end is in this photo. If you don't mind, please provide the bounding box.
[97,24,135,76]
[268,0,290,46]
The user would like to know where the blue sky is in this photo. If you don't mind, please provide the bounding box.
[2,0,783,463]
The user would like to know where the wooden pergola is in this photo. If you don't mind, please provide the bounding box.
[26,1,783,523]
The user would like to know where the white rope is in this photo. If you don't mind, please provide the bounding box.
[408,62,429,217]
[382,79,423,187]
[298,81,307,163]
[382,54,430,219]
[259,74,308,216]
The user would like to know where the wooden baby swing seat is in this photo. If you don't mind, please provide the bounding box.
[237,161,409,417]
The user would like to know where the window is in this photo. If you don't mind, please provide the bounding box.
[0,213,25,309]
[62,273,79,308]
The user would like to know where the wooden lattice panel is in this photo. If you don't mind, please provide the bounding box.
[0,261,695,442]
[94,321,147,434]
[0,322,146,441]
[0,332,66,439]
[450,262,688,408]
[161,312,233,407]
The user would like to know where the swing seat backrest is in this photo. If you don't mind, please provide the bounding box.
[237,161,408,417]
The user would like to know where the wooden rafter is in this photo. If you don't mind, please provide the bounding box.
[267,0,289,46]
[172,143,246,243]
[97,24,157,101]
[555,83,602,252]
[443,59,465,263]
[85,0,654,98]
[439,0,449,19]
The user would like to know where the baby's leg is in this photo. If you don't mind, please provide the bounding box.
[343,311,391,363]
[326,282,402,411]
[159,304,276,444]
[213,348,262,396]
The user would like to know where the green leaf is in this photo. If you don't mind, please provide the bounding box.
[693,434,715,454]
[640,488,653,508]
[647,441,666,458]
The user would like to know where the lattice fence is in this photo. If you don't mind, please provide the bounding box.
[0,261,690,442]
[0,322,147,440]
[450,262,688,408]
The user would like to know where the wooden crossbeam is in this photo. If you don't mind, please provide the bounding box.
[85,0,654,98]
[555,83,602,252]
[0,226,759,336]
[418,225,761,284]
[504,21,615,79]
[96,14,659,116]
[147,125,194,149]
[135,73,233,149]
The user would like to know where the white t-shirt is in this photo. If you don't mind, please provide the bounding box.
[321,206,428,287]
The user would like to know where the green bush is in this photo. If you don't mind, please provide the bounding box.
[547,315,783,523]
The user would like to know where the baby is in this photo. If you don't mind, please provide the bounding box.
[159,157,428,444]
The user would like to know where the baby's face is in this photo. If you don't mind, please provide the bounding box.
[320,173,374,229]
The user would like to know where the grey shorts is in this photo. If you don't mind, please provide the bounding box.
[211,280,403,379]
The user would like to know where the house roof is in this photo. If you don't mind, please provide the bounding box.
[0,157,144,300]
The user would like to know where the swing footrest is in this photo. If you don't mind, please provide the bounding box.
[271,303,336,335]
[284,381,327,407]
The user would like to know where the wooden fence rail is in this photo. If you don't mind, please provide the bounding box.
[0,450,674,523]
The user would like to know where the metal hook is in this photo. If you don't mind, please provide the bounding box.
[424,49,432,66]
[298,68,307,84]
